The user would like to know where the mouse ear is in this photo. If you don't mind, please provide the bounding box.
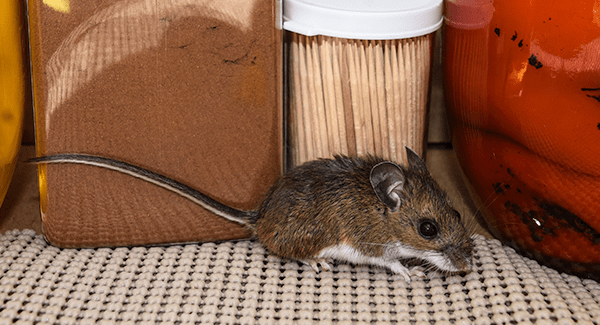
[405,147,427,172]
[370,161,406,211]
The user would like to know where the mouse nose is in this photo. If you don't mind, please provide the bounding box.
[456,255,473,272]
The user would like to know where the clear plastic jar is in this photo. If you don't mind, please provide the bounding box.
[283,0,443,167]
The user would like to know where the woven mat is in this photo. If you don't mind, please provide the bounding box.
[0,230,598,324]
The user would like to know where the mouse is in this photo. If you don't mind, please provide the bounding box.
[30,147,474,282]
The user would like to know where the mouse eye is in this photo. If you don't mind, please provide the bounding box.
[418,219,439,239]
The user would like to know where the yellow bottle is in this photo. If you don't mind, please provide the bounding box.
[0,1,25,206]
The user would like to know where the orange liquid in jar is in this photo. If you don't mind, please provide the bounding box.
[443,0,600,279]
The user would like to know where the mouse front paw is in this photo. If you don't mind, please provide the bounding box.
[388,262,413,283]
[409,266,426,279]
[387,262,428,283]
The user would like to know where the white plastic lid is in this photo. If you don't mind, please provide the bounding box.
[283,0,443,40]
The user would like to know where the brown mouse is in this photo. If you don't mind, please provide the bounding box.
[31,147,473,282]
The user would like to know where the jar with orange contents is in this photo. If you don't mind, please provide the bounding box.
[443,0,600,280]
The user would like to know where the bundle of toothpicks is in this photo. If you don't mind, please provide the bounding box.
[288,33,432,166]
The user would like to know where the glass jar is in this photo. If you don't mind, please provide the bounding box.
[0,0,26,207]
[443,0,600,279]
[28,0,282,247]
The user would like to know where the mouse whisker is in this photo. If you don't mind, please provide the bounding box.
[469,173,517,234]
[423,264,437,274]
[355,241,394,247]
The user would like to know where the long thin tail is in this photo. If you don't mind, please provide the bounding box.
[29,154,254,225]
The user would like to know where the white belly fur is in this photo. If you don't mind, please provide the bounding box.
[317,242,458,275]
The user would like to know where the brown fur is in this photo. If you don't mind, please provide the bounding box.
[251,154,473,271]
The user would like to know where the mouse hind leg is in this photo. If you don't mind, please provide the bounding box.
[300,258,334,272]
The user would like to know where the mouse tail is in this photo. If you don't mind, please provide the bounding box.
[29,154,255,226]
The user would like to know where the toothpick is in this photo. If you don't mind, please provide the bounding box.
[384,40,397,162]
[297,35,316,163]
[290,33,305,165]
[330,37,348,156]
[345,40,365,156]
[319,35,342,157]
[340,39,357,156]
[365,40,381,157]
[310,36,330,158]
[374,40,390,160]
